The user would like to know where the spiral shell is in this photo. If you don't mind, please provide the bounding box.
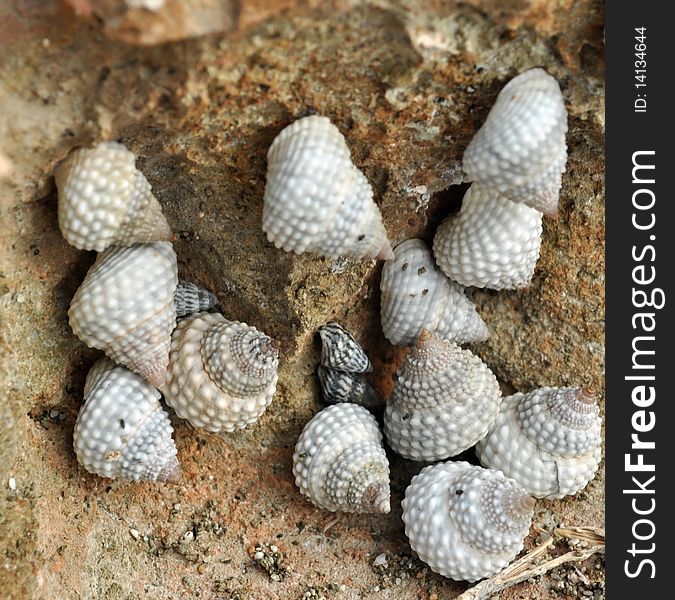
[174,279,218,318]
[317,365,383,409]
[476,387,602,498]
[164,313,280,433]
[55,141,172,251]
[318,322,372,373]
[69,242,178,388]
[263,116,393,260]
[384,331,501,461]
[402,461,534,582]
[463,68,568,216]
[433,184,542,290]
[74,358,180,482]
[293,403,390,513]
[380,239,489,345]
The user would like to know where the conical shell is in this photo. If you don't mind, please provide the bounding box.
[433,184,542,290]
[318,321,372,373]
[263,116,393,260]
[174,279,218,318]
[74,358,180,482]
[402,461,535,582]
[317,365,383,409]
[55,141,172,251]
[463,68,568,216]
[164,313,279,433]
[384,331,501,461]
[69,242,178,388]
[476,387,602,498]
[293,403,390,513]
[380,239,489,345]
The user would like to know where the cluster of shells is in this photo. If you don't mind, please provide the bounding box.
[55,67,602,589]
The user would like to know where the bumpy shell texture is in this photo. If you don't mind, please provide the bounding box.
[402,461,534,582]
[318,321,372,373]
[293,403,390,513]
[384,331,501,461]
[165,313,279,433]
[433,184,542,290]
[262,115,393,260]
[463,68,568,216]
[476,387,602,498]
[317,365,383,409]
[55,141,172,251]
[174,279,218,318]
[68,242,178,388]
[74,358,180,482]
[380,239,489,345]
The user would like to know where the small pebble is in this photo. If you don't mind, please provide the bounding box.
[373,553,388,567]
[129,529,140,540]
[270,574,281,582]
[270,545,279,553]
[183,531,194,542]
[8,477,16,491]
[429,594,438,600]
[254,551,264,561]
[582,591,593,597]
[198,563,206,574]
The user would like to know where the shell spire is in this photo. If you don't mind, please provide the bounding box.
[384,331,501,461]
[263,115,392,260]
[174,279,218,318]
[380,238,489,345]
[164,313,280,433]
[316,365,383,409]
[318,322,372,373]
[476,387,602,498]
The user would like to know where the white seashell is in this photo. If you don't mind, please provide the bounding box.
[384,330,501,461]
[433,183,542,290]
[174,279,218,318]
[164,313,280,433]
[55,141,172,251]
[74,358,180,482]
[476,387,602,499]
[402,461,535,582]
[463,68,568,216]
[318,321,372,373]
[262,115,393,260]
[380,239,489,345]
[317,365,383,409]
[293,403,390,513]
[69,242,178,388]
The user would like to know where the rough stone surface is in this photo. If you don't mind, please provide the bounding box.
[0,0,604,598]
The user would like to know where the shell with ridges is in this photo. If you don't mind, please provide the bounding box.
[318,321,372,373]
[317,365,383,409]
[384,330,501,461]
[293,403,390,513]
[55,141,172,251]
[263,115,393,260]
[402,461,534,582]
[68,241,178,388]
[164,313,279,433]
[174,279,218,318]
[463,68,568,216]
[476,387,602,498]
[433,183,542,290]
[380,238,489,345]
[74,358,180,482]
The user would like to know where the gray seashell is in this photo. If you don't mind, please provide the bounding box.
[317,365,383,409]
[318,321,372,373]
[174,279,218,318]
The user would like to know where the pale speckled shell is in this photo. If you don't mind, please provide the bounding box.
[433,184,542,290]
[55,142,172,251]
[263,116,393,260]
[380,239,489,345]
[174,279,218,318]
[384,331,501,461]
[402,461,534,582]
[463,68,568,216]
[293,403,390,513]
[318,321,372,373]
[165,313,279,433]
[69,242,178,388]
[317,365,383,409]
[74,358,180,482]
[476,387,602,499]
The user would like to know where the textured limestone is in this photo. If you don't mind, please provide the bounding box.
[0,1,604,598]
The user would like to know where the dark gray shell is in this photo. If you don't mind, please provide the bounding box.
[174,279,218,318]
[318,322,372,373]
[317,365,383,409]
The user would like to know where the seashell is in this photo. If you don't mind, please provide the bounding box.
[476,387,602,499]
[433,183,542,290]
[174,279,218,318]
[316,365,383,409]
[384,330,501,461]
[74,358,180,482]
[262,115,393,260]
[164,313,280,433]
[463,68,568,216]
[55,141,172,251]
[318,321,372,373]
[380,238,489,345]
[402,461,535,582]
[69,242,178,388]
[293,403,390,513]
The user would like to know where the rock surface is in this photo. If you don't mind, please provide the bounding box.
[0,0,604,598]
